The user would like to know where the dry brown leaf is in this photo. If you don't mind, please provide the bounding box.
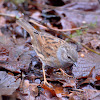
[18,80,39,100]
[41,84,69,99]
[0,71,21,96]
[89,39,100,50]
[0,42,36,73]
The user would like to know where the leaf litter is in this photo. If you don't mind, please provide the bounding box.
[0,0,100,100]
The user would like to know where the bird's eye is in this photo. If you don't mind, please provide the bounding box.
[68,56,71,59]
[68,56,74,62]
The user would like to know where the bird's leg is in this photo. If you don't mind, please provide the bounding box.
[42,64,52,87]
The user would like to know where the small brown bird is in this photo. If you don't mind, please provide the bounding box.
[16,18,78,86]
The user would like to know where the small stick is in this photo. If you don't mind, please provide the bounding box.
[62,33,100,55]
[0,13,16,18]
[29,18,87,32]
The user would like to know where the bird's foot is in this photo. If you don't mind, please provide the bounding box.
[43,79,53,87]
[59,68,73,77]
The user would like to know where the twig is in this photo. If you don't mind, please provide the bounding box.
[0,13,16,18]
[48,25,87,32]
[72,88,84,92]
[81,44,100,55]
[61,33,100,55]
[29,18,87,32]
[29,19,48,30]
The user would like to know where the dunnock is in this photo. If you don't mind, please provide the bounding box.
[16,18,78,86]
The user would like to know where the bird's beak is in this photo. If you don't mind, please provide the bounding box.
[74,62,77,67]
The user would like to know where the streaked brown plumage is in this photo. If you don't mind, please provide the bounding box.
[16,18,78,86]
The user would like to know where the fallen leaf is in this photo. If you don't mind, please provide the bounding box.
[0,71,21,95]
[18,80,39,100]
[89,39,100,50]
